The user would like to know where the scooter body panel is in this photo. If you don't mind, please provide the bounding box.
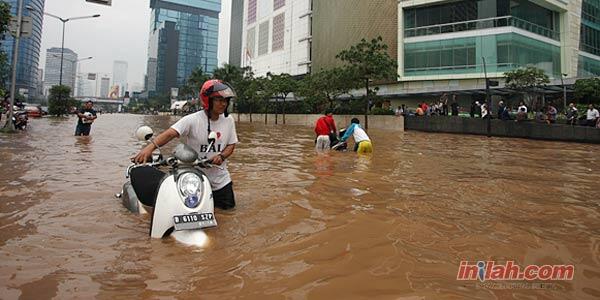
[150,170,215,238]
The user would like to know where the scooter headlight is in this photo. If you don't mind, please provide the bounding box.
[177,173,203,208]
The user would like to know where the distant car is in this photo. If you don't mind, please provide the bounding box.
[24,105,42,118]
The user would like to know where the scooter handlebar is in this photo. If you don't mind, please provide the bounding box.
[195,158,224,170]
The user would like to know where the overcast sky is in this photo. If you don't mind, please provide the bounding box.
[39,0,231,89]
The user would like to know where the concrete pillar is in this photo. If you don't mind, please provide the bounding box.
[560,0,583,77]
[397,3,404,77]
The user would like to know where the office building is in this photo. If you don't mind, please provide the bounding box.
[239,0,397,77]
[112,60,128,97]
[397,0,600,96]
[43,47,77,96]
[146,0,221,94]
[100,76,110,98]
[1,0,45,98]
[229,0,244,67]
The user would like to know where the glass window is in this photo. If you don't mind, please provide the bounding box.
[578,55,600,76]
[404,0,559,40]
[404,33,559,76]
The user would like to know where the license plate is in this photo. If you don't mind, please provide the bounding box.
[173,213,217,231]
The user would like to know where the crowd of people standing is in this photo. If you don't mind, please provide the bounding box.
[408,93,600,128]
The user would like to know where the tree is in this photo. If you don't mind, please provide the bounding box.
[573,77,600,105]
[48,85,78,116]
[213,63,243,85]
[256,76,275,124]
[232,68,268,122]
[336,36,398,129]
[266,72,297,124]
[180,67,210,100]
[504,66,550,110]
[298,67,356,113]
[0,2,11,97]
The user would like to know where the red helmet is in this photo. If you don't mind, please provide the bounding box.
[200,79,236,113]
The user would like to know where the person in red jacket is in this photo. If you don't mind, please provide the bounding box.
[314,109,337,152]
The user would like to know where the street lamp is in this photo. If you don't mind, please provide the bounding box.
[26,6,99,86]
[560,73,568,111]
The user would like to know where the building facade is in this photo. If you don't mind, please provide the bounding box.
[239,0,397,77]
[146,0,220,94]
[228,0,244,67]
[240,0,312,76]
[311,0,397,72]
[43,47,77,96]
[578,0,600,76]
[112,60,128,97]
[1,0,45,99]
[397,0,600,95]
[100,76,110,98]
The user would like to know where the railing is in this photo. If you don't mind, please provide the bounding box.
[581,43,600,57]
[404,63,520,75]
[404,16,560,41]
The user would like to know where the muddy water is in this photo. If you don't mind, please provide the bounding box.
[1,114,599,299]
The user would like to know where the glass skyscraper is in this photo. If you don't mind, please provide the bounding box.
[1,0,45,99]
[146,0,220,94]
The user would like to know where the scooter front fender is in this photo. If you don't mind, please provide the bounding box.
[150,173,215,238]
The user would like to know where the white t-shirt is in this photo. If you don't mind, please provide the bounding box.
[171,111,238,190]
[353,125,370,143]
[587,109,599,120]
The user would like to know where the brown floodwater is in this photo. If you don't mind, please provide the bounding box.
[0,114,599,299]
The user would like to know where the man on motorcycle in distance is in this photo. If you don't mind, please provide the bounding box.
[132,79,239,210]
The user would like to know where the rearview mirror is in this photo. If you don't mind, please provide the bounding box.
[135,126,154,141]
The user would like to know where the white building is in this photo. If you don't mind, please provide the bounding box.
[113,60,128,97]
[43,47,78,96]
[100,77,111,98]
[241,0,311,77]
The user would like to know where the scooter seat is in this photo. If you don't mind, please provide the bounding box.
[130,166,166,207]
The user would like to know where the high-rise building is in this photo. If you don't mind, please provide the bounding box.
[1,0,45,99]
[239,0,397,77]
[43,47,77,96]
[228,0,244,67]
[75,73,96,97]
[112,60,128,97]
[35,68,43,99]
[100,76,110,98]
[146,0,221,94]
[397,0,600,96]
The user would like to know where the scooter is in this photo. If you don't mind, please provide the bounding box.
[331,128,348,151]
[116,126,219,245]
[12,111,28,130]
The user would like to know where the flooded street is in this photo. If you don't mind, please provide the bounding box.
[1,114,599,299]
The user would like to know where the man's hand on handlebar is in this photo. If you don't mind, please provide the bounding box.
[210,154,225,165]
[132,145,155,164]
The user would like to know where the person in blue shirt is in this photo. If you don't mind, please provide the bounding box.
[340,118,372,153]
